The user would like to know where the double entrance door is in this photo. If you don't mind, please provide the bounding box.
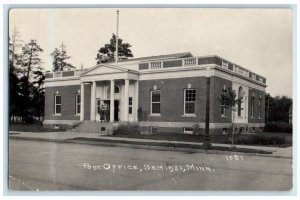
[96,99,120,122]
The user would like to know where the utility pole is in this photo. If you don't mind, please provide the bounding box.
[266,95,270,123]
[203,69,212,150]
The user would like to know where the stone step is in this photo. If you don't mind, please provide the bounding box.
[70,121,114,134]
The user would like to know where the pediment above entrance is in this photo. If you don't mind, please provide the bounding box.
[81,64,131,76]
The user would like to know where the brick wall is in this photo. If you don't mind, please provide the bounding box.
[44,85,81,120]
[210,76,233,123]
[138,77,206,123]
[138,76,234,124]
[248,88,266,123]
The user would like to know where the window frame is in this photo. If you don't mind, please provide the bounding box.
[183,127,194,134]
[54,94,62,115]
[128,97,133,114]
[237,87,243,117]
[75,93,81,115]
[114,85,120,93]
[251,95,255,118]
[221,85,227,117]
[184,89,196,115]
[258,96,262,118]
[150,90,161,115]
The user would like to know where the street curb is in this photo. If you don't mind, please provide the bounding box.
[9,136,292,159]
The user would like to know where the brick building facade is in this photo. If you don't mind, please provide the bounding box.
[43,52,266,134]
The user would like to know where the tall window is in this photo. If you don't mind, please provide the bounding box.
[258,96,262,118]
[237,86,243,116]
[184,89,196,114]
[221,85,226,116]
[114,85,120,93]
[251,95,255,118]
[96,98,101,113]
[75,94,81,115]
[151,91,161,114]
[54,95,62,115]
[129,97,133,114]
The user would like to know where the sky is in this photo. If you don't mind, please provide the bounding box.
[9,8,293,97]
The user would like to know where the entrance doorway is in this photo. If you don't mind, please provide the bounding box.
[96,99,119,122]
[114,100,120,122]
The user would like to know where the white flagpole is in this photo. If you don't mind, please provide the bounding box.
[115,10,119,63]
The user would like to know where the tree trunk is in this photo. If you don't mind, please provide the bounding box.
[231,110,235,149]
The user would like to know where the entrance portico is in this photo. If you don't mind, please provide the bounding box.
[79,64,139,123]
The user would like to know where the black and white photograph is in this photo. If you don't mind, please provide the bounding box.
[6,6,294,193]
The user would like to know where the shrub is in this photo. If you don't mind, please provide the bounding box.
[264,121,292,133]
[192,124,204,135]
[114,124,140,135]
[137,107,148,122]
[234,134,286,146]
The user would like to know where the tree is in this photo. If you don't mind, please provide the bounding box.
[95,33,133,64]
[50,48,60,71]
[30,85,45,121]
[9,62,20,124]
[9,27,23,123]
[218,87,243,149]
[50,43,75,71]
[265,94,292,123]
[12,39,45,123]
[9,29,46,124]
[18,39,44,81]
[9,26,23,72]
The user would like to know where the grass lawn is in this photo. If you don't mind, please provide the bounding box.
[9,123,292,147]
[9,123,61,132]
[70,137,272,154]
[109,132,292,147]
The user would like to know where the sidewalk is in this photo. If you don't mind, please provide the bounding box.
[8,131,292,158]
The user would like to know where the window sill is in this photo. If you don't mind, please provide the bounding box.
[149,114,161,117]
[74,114,80,116]
[221,115,227,118]
[181,114,196,118]
[53,114,61,116]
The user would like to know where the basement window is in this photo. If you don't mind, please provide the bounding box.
[150,126,158,133]
[54,124,60,129]
[183,127,193,134]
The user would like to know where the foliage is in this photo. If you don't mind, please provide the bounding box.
[265,94,292,123]
[113,124,140,135]
[192,124,204,135]
[218,87,243,112]
[50,43,75,71]
[218,87,244,148]
[95,33,133,64]
[9,28,23,124]
[137,107,148,122]
[18,39,44,81]
[234,134,286,146]
[9,28,45,124]
[264,121,292,133]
